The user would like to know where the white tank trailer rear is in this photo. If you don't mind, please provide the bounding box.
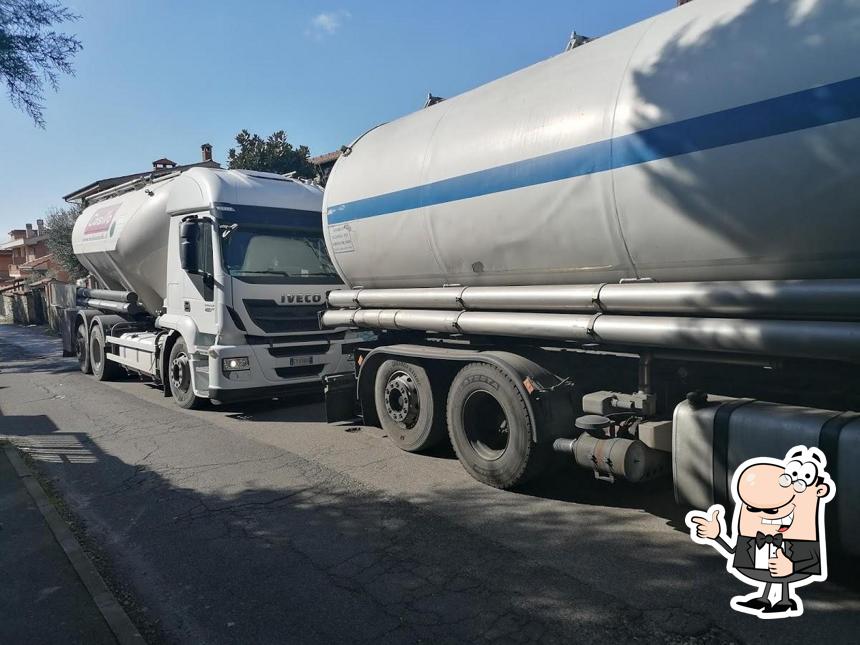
[64,167,359,408]
[320,0,860,555]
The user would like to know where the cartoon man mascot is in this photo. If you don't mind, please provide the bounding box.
[687,446,835,618]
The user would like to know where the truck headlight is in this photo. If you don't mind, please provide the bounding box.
[222,356,250,371]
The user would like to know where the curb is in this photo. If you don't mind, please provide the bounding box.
[3,445,145,645]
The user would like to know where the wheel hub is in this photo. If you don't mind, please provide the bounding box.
[384,372,420,428]
[171,354,191,393]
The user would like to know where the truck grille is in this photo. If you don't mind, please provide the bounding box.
[242,300,322,333]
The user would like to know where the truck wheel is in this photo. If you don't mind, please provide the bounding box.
[77,323,91,374]
[168,338,204,409]
[89,325,121,381]
[374,359,446,452]
[446,362,548,489]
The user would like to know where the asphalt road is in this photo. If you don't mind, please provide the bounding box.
[2,323,859,644]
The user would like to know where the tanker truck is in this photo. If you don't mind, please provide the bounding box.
[319,0,860,554]
[63,166,362,408]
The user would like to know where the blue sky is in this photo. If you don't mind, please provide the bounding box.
[0,0,672,233]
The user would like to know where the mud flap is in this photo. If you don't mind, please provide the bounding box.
[324,373,359,422]
[61,308,79,356]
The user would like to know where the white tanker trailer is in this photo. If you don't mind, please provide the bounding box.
[64,166,362,408]
[320,0,860,554]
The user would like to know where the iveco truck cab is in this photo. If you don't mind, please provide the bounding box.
[69,167,364,408]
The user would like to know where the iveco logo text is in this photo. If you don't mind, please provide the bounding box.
[280,294,323,304]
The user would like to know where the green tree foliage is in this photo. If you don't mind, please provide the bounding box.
[0,0,82,127]
[45,204,87,279]
[227,129,315,179]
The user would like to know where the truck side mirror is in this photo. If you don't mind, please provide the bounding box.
[179,221,200,274]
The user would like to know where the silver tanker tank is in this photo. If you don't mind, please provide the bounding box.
[73,167,324,315]
[322,0,860,289]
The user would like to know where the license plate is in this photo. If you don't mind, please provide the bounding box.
[289,356,314,367]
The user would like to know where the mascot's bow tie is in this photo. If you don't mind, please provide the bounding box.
[756,532,783,548]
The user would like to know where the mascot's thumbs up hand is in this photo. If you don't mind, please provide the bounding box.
[689,506,723,541]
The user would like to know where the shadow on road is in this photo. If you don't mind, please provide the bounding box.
[3,379,860,645]
[0,325,76,376]
[0,398,740,644]
[219,391,327,423]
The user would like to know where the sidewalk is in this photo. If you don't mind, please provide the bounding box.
[0,445,118,644]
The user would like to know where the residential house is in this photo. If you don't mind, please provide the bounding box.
[16,254,69,283]
[0,247,11,282]
[0,220,49,282]
[309,150,342,187]
[0,219,72,323]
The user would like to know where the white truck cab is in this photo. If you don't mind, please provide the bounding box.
[70,167,365,408]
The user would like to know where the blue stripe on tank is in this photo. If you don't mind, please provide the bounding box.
[326,75,860,225]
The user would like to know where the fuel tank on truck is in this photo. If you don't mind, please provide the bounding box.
[323,0,860,289]
[72,168,324,315]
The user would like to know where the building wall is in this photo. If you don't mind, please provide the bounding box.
[7,240,49,278]
[0,292,40,325]
[10,240,48,263]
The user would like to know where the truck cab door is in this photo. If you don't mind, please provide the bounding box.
[181,219,219,337]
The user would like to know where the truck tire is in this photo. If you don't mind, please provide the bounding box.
[77,323,91,374]
[168,338,204,409]
[89,325,121,381]
[374,359,446,452]
[446,362,548,489]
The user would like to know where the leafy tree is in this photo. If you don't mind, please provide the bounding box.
[227,129,315,179]
[0,0,82,127]
[45,203,87,279]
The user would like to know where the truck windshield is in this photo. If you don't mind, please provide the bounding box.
[221,227,339,284]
